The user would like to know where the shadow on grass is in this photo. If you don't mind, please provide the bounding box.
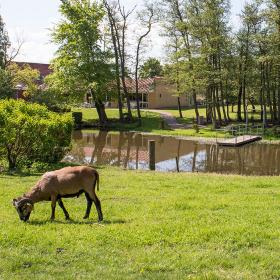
[0,163,106,178]
[28,218,126,226]
[83,112,174,133]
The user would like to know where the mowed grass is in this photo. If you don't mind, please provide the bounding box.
[72,108,227,138]
[165,105,265,123]
[1,167,280,279]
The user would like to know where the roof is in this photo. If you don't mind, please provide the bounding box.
[124,77,156,94]
[15,62,52,78]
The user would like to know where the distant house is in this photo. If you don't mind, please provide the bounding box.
[14,62,52,99]
[16,62,52,82]
[12,63,196,109]
[110,77,194,109]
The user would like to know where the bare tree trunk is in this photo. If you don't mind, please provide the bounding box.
[177,97,183,118]
[103,0,124,122]
[134,6,154,124]
[237,82,243,122]
[220,82,228,123]
[90,88,108,125]
[214,86,222,126]
[211,87,217,129]
[95,99,108,126]
[242,77,246,121]
[266,62,273,122]
[193,89,200,124]
[117,1,136,122]
[206,87,212,123]
[278,79,280,123]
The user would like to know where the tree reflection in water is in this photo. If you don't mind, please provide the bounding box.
[64,131,280,176]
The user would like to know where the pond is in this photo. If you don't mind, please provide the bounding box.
[63,130,280,176]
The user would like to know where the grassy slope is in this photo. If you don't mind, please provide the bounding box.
[1,167,280,279]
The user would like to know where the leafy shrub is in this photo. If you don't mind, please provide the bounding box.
[72,112,83,126]
[0,99,73,170]
[193,123,199,133]
[31,89,71,113]
[0,69,14,99]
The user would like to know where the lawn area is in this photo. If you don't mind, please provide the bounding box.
[165,105,265,124]
[72,108,229,139]
[1,167,280,279]
[72,107,280,140]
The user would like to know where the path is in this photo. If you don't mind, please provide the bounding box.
[145,109,192,129]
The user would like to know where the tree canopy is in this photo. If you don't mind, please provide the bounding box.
[139,58,163,78]
[49,0,114,124]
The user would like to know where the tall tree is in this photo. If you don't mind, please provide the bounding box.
[236,2,261,122]
[50,0,113,125]
[134,3,155,121]
[117,1,136,122]
[0,15,9,70]
[161,0,201,123]
[103,0,124,121]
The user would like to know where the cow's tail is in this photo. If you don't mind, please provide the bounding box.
[94,170,100,192]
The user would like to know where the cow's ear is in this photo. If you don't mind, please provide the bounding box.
[12,199,18,207]
[26,203,34,211]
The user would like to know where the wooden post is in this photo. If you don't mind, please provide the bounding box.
[175,156,179,172]
[149,140,156,171]
[160,120,165,130]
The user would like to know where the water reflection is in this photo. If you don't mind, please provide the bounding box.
[63,130,280,176]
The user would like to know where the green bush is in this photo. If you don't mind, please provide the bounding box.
[72,112,83,126]
[0,99,73,170]
[193,123,200,133]
[31,89,71,113]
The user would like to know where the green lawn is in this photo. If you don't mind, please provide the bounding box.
[165,105,265,124]
[1,167,280,279]
[72,107,280,140]
[72,108,229,139]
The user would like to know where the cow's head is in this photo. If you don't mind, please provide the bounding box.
[12,197,34,222]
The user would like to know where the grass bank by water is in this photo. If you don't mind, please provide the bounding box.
[1,167,280,279]
[72,108,229,139]
[72,107,280,140]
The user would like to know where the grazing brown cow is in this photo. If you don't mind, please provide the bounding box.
[12,166,103,222]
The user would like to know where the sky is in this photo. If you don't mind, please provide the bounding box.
[0,0,247,64]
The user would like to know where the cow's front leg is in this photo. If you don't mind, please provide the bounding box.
[50,195,57,220]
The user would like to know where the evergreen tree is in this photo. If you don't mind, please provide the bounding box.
[0,15,9,69]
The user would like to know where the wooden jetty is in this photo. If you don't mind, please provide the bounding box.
[217,135,262,147]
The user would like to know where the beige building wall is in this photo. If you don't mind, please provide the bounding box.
[148,78,192,109]
[109,77,194,109]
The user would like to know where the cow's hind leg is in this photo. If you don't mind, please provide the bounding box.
[85,191,103,222]
[58,198,70,220]
[83,192,93,219]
